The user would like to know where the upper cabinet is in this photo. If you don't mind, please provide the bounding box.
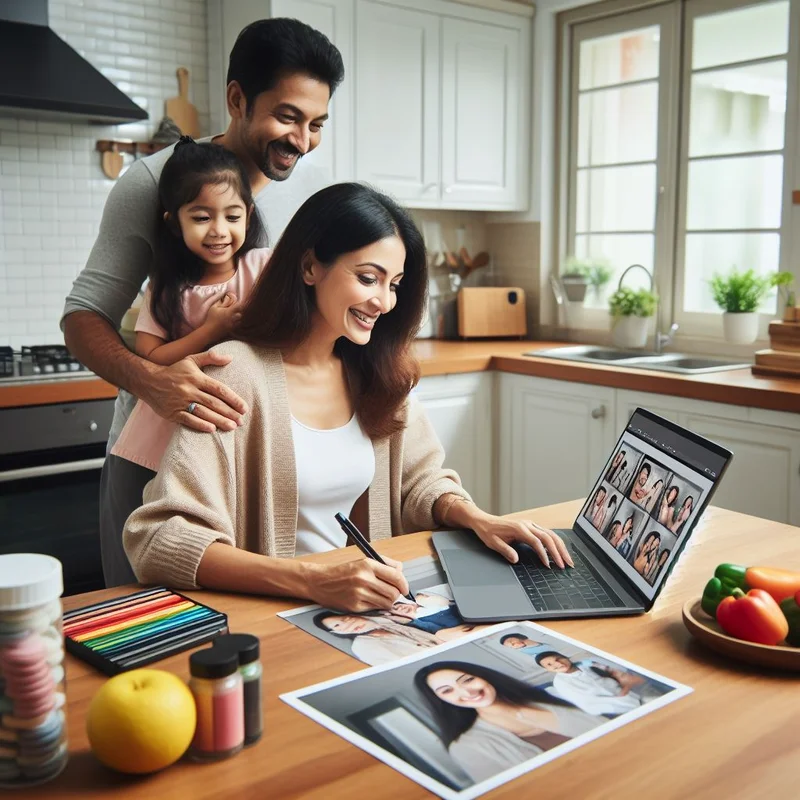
[207,0,532,211]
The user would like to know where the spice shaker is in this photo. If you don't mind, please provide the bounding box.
[214,634,262,745]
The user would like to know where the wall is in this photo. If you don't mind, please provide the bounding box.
[0,0,209,349]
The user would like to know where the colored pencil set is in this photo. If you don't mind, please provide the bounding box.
[63,587,228,675]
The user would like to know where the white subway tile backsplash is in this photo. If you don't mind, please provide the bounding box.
[0,0,209,345]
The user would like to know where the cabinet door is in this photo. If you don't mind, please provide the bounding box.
[414,374,494,513]
[498,375,616,515]
[354,1,440,203]
[678,413,800,526]
[270,0,354,181]
[440,17,525,208]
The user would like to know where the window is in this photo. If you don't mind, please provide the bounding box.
[561,0,797,338]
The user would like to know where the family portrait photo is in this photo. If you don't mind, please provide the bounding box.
[605,445,644,493]
[601,498,648,558]
[279,556,487,666]
[655,475,702,535]
[281,622,689,800]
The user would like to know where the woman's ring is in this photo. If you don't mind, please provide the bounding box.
[187,402,197,414]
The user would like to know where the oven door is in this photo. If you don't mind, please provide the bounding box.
[0,399,115,595]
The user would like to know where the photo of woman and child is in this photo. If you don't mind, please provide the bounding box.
[601,499,647,559]
[656,475,699,535]
[583,486,620,532]
[628,529,676,585]
[605,446,643,492]
[285,624,685,799]
[627,460,670,514]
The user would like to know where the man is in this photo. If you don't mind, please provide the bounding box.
[61,19,345,587]
[535,650,647,716]
[499,632,549,656]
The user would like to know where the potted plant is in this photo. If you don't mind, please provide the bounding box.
[585,261,613,301]
[709,270,792,344]
[560,256,591,303]
[609,286,657,349]
[774,271,797,322]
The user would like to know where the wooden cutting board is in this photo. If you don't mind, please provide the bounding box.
[457,287,527,338]
[165,67,200,138]
[768,321,800,352]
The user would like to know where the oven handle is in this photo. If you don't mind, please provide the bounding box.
[0,457,106,483]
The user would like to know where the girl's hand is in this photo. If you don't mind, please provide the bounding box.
[206,292,242,335]
[471,514,573,569]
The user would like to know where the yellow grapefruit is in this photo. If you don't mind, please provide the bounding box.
[87,668,196,774]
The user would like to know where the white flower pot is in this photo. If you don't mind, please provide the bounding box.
[722,312,759,345]
[611,315,650,349]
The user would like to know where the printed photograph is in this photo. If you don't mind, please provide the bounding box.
[627,527,678,586]
[627,459,671,513]
[582,483,622,533]
[282,622,690,800]
[279,556,489,666]
[604,444,644,493]
[601,498,648,559]
[654,475,702,535]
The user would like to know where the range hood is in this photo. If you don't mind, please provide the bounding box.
[0,1,147,124]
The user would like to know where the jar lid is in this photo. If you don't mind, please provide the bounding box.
[214,633,260,665]
[0,554,63,611]
[190,647,239,679]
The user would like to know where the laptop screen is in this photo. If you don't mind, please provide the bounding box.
[574,408,731,602]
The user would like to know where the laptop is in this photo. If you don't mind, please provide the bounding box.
[433,407,733,622]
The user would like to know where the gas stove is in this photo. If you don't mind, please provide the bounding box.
[0,345,94,384]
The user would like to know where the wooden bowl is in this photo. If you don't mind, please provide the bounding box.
[682,598,800,671]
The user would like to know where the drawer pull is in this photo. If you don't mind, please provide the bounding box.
[591,406,606,419]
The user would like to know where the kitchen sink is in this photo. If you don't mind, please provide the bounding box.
[526,345,750,374]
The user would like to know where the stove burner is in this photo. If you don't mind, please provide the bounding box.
[0,345,91,382]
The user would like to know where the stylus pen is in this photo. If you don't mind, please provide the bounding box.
[334,512,416,602]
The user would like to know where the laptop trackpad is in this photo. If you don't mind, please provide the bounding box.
[444,550,514,586]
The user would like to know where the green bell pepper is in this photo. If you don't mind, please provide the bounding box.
[779,590,800,647]
[701,563,748,617]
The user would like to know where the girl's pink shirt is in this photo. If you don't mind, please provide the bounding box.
[111,247,271,472]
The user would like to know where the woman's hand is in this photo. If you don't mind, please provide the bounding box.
[304,556,410,613]
[472,515,573,569]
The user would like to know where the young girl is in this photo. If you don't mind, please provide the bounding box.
[111,137,269,473]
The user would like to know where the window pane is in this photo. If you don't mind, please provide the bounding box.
[576,233,655,309]
[577,83,658,166]
[576,164,657,233]
[579,26,660,90]
[692,1,789,70]
[683,232,780,313]
[687,155,783,231]
[689,61,787,157]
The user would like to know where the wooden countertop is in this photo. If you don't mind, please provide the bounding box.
[45,501,797,798]
[4,339,800,413]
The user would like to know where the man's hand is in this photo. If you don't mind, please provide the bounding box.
[141,351,248,433]
[304,557,409,613]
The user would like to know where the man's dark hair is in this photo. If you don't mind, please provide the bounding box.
[227,18,345,110]
[534,650,568,666]
[499,633,527,645]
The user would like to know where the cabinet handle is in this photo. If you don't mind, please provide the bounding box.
[444,186,453,194]
[422,183,437,193]
[591,406,606,419]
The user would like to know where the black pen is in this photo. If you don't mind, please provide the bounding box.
[334,512,415,602]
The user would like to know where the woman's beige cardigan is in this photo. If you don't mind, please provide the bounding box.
[123,342,471,587]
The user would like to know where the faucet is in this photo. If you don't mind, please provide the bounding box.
[655,322,680,354]
[617,264,678,353]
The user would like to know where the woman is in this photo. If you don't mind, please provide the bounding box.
[313,611,439,665]
[632,531,661,578]
[669,496,694,535]
[123,184,571,611]
[616,515,636,558]
[605,451,625,483]
[648,548,671,584]
[640,479,663,514]
[657,486,679,526]
[604,520,623,546]
[587,487,607,528]
[629,463,652,503]
[415,661,603,783]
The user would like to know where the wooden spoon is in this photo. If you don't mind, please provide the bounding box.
[101,143,124,179]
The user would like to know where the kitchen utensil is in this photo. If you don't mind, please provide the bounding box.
[459,247,473,273]
[165,67,200,138]
[100,143,123,179]
[444,251,460,270]
[471,251,490,270]
[682,597,800,671]
[457,287,527,338]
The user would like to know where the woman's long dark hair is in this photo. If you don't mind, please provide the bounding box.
[414,661,572,747]
[150,137,267,340]
[237,182,427,439]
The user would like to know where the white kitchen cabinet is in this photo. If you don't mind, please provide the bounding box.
[415,373,494,513]
[206,0,354,181]
[354,1,440,203]
[497,374,616,515]
[440,16,527,208]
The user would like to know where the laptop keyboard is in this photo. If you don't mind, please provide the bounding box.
[511,546,622,612]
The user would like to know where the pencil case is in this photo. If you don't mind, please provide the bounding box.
[63,587,229,676]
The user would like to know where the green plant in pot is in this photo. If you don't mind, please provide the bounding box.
[709,269,793,344]
[560,256,591,303]
[585,261,613,301]
[609,286,657,349]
